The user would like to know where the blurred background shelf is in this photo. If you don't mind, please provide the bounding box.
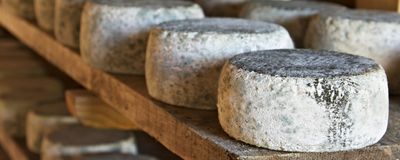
[1,6,400,160]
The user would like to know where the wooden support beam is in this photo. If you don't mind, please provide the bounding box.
[356,0,400,12]
[65,90,137,130]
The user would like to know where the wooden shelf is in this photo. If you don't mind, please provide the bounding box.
[1,9,400,160]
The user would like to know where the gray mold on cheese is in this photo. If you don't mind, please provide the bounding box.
[194,0,247,17]
[240,0,346,47]
[218,49,388,152]
[54,0,85,49]
[35,0,55,32]
[305,9,400,94]
[3,0,35,20]
[80,0,204,75]
[41,124,137,160]
[26,101,78,153]
[146,18,294,110]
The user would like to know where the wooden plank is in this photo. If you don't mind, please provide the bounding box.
[1,9,400,159]
[0,128,28,160]
[356,0,400,12]
[65,90,137,130]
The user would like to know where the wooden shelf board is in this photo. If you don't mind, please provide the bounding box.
[1,9,400,160]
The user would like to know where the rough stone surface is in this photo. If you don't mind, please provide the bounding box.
[194,0,247,17]
[240,0,346,47]
[41,124,137,160]
[80,0,204,75]
[2,0,35,20]
[34,0,55,32]
[218,49,389,152]
[54,0,85,49]
[0,77,64,137]
[26,101,79,153]
[146,18,294,110]
[305,9,400,94]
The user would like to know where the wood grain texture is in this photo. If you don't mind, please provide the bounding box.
[356,0,400,12]
[0,127,28,160]
[65,90,136,130]
[1,9,400,159]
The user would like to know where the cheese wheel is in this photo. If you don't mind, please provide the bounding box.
[218,49,388,152]
[34,0,55,32]
[0,78,64,137]
[41,124,137,160]
[240,0,345,47]
[54,0,85,49]
[146,18,294,110]
[26,101,78,153]
[64,153,157,160]
[194,0,247,17]
[80,0,204,75]
[2,0,35,20]
[305,10,400,94]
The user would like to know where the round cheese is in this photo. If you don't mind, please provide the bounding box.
[3,0,35,20]
[54,0,85,49]
[41,124,137,160]
[34,0,55,32]
[305,9,400,94]
[218,49,388,152]
[194,0,247,17]
[80,0,204,75]
[146,18,294,110]
[26,101,78,153]
[240,0,345,47]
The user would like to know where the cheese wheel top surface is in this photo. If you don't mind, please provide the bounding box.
[32,101,70,116]
[230,49,380,78]
[157,18,283,33]
[89,0,195,8]
[320,9,400,23]
[247,0,345,11]
[47,125,132,145]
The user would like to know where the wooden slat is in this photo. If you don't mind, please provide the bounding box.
[65,90,137,130]
[356,0,400,12]
[0,128,28,160]
[2,9,400,159]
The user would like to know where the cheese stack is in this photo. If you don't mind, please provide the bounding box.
[41,124,137,160]
[218,49,388,152]
[26,101,79,153]
[35,0,55,32]
[2,0,35,20]
[80,0,204,75]
[240,0,346,47]
[54,0,85,49]
[146,18,293,110]
[305,9,400,94]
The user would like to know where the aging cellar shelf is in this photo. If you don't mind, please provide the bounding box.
[1,9,400,160]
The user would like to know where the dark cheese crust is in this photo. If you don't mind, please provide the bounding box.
[157,18,282,34]
[230,49,381,78]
